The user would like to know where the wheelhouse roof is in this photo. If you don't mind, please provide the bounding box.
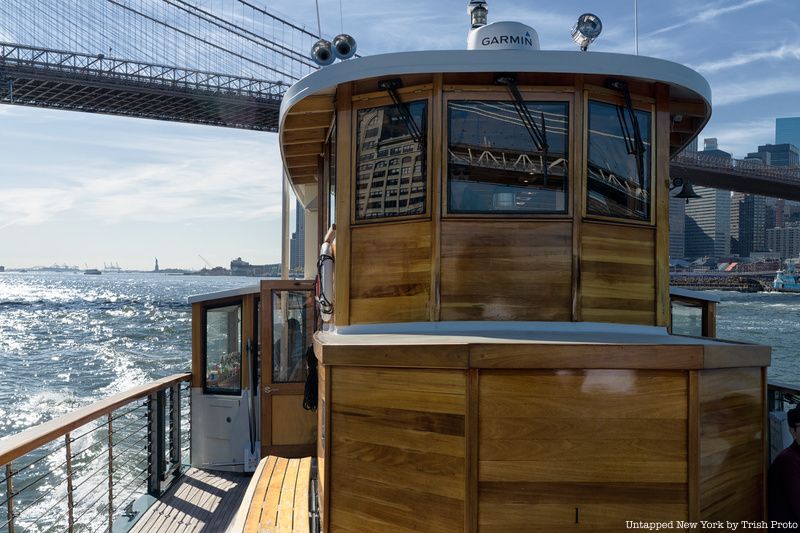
[279,49,712,189]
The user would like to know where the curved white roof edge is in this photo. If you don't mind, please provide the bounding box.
[280,49,712,126]
[334,320,670,337]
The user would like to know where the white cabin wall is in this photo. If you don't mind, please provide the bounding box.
[190,387,252,472]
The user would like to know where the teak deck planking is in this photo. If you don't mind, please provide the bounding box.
[130,467,249,533]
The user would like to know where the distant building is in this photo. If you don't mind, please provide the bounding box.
[683,142,733,260]
[289,199,305,275]
[753,143,799,168]
[0,266,4,272]
[699,138,732,159]
[230,257,280,277]
[730,192,742,254]
[767,224,800,259]
[776,117,800,148]
[745,150,770,165]
[669,194,686,259]
[732,194,766,257]
[685,186,730,260]
[154,257,159,272]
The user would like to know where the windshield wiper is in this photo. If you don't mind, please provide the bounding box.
[377,78,423,145]
[496,75,549,184]
[607,79,645,189]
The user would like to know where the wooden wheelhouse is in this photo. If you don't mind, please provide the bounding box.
[190,30,771,533]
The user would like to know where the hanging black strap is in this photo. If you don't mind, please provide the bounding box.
[302,346,318,411]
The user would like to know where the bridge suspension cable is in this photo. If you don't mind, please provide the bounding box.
[0,0,319,84]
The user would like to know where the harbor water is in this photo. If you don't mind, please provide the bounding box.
[0,271,797,440]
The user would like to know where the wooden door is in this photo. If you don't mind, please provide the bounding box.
[260,280,317,457]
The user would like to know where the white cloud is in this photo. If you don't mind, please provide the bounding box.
[693,43,800,73]
[700,118,775,158]
[652,0,770,35]
[0,187,77,225]
[713,75,800,106]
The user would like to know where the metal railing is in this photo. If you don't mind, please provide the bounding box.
[0,373,191,532]
[0,43,288,98]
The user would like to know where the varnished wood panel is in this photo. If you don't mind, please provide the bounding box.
[478,370,688,529]
[191,304,203,387]
[317,363,328,531]
[655,84,671,327]
[440,220,572,321]
[329,367,466,532]
[349,221,432,323]
[571,76,585,322]
[320,343,469,368]
[581,222,656,325]
[697,367,764,522]
[334,83,352,326]
[270,394,316,446]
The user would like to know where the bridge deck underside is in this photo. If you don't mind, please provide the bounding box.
[670,164,800,201]
[0,66,281,131]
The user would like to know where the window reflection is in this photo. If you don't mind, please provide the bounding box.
[204,304,241,394]
[671,301,703,337]
[447,100,568,214]
[355,101,427,220]
[272,291,312,383]
[587,100,652,220]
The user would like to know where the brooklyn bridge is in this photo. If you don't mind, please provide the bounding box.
[0,0,798,199]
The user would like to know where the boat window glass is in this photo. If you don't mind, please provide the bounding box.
[204,303,242,395]
[354,100,427,220]
[271,290,314,383]
[328,121,336,227]
[586,100,652,221]
[671,301,703,337]
[447,100,568,214]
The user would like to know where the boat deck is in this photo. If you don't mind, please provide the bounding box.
[130,467,251,533]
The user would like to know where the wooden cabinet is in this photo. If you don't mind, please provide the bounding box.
[314,335,769,531]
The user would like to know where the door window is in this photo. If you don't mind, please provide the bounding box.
[271,290,314,383]
[204,304,242,394]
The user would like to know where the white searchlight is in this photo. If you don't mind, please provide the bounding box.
[571,13,602,51]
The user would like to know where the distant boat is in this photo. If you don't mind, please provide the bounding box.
[773,258,800,292]
[84,268,102,275]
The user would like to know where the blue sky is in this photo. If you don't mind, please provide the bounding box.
[1,0,798,270]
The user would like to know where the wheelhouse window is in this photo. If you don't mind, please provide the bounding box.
[447,100,568,214]
[204,304,242,395]
[586,100,652,221]
[354,100,427,220]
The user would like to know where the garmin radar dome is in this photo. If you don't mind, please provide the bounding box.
[466,0,539,51]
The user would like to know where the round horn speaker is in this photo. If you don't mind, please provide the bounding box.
[311,39,334,66]
[332,34,357,60]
